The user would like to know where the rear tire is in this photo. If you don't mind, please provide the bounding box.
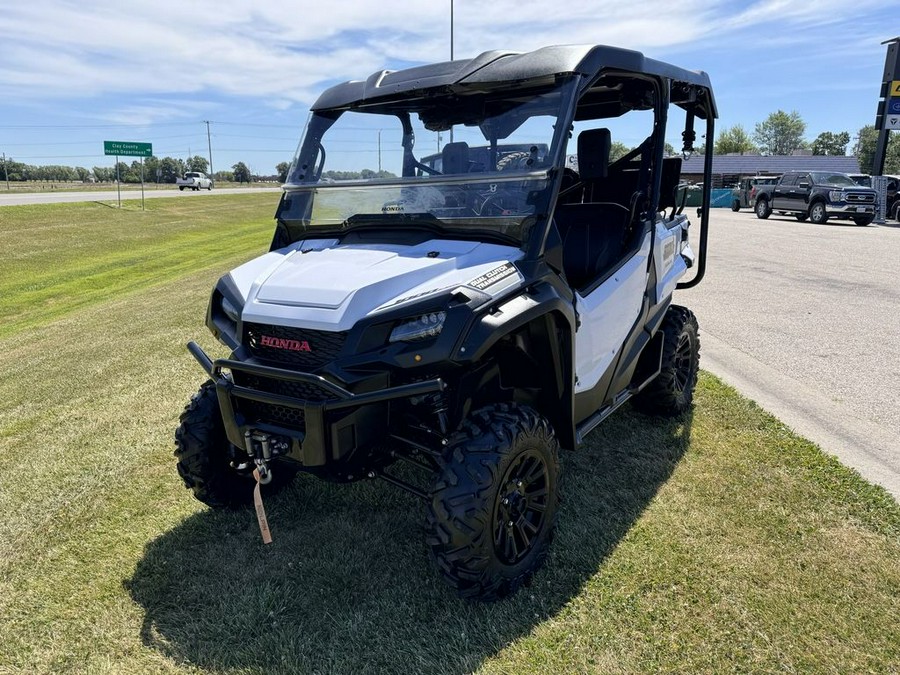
[175,380,294,508]
[809,201,828,224]
[632,305,700,417]
[755,198,771,219]
[425,403,560,601]
[179,186,185,191]
[853,216,873,226]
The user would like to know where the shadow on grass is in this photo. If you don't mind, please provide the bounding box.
[127,408,692,674]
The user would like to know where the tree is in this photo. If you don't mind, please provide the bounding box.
[855,126,900,174]
[811,131,850,156]
[609,141,629,163]
[187,155,209,173]
[213,170,234,183]
[159,157,183,183]
[232,161,251,183]
[753,110,807,156]
[74,167,91,182]
[276,161,291,183]
[714,124,757,154]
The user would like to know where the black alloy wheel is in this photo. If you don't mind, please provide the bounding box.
[493,450,550,565]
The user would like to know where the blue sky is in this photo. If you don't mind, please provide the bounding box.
[0,0,895,177]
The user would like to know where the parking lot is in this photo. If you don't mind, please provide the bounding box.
[680,208,900,496]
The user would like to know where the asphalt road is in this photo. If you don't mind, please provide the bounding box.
[0,186,282,206]
[677,208,900,499]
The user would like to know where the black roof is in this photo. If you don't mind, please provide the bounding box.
[312,44,717,118]
[680,154,861,176]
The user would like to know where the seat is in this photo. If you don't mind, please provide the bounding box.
[441,142,470,175]
[556,202,629,291]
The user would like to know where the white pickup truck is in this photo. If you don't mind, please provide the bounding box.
[176,172,213,191]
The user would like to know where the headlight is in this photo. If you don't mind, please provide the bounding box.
[829,190,844,202]
[389,311,447,343]
[220,295,241,322]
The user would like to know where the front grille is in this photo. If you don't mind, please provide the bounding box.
[845,191,875,204]
[233,372,338,431]
[244,323,348,369]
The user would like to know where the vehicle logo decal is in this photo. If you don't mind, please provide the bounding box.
[260,335,312,352]
[467,263,517,291]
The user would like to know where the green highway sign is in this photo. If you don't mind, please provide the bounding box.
[103,140,152,157]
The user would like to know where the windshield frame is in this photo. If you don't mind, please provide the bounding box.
[276,75,580,251]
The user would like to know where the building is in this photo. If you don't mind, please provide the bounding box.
[679,153,861,187]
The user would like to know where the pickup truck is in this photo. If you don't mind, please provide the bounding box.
[754,170,876,225]
[731,175,780,211]
[176,172,213,191]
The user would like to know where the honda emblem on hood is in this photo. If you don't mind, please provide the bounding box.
[260,335,312,352]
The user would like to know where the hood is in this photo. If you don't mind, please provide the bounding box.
[234,238,523,331]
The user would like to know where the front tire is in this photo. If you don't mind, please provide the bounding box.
[179,186,185,191]
[632,305,700,417]
[175,380,294,508]
[795,213,808,221]
[809,201,828,224]
[425,403,560,601]
[731,199,741,212]
[853,215,873,226]
[755,198,771,219]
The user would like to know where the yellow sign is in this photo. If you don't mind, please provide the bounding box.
[892,80,900,97]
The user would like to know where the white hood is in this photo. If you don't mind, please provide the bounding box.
[232,238,523,331]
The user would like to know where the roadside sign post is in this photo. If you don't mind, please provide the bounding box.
[873,38,900,176]
[103,141,153,209]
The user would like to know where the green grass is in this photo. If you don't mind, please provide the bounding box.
[0,197,898,674]
[0,194,279,339]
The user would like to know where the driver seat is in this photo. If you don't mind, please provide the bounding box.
[441,142,470,175]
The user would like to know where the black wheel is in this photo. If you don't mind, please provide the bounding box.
[179,186,185,191]
[425,403,560,601]
[632,305,700,417]
[795,213,808,222]
[809,201,828,224]
[731,200,741,212]
[755,198,771,219]
[853,216,873,226]
[175,380,294,508]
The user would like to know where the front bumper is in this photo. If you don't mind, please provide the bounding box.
[188,341,444,467]
[826,203,874,216]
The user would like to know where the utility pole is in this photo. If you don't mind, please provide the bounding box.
[450,0,454,61]
[2,152,9,190]
[204,120,214,178]
[378,130,382,173]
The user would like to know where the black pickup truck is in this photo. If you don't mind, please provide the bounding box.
[754,170,877,225]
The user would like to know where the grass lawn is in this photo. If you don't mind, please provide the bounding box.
[0,196,898,674]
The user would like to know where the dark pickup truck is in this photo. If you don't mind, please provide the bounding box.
[754,170,877,225]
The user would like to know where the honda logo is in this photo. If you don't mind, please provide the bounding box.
[260,335,312,352]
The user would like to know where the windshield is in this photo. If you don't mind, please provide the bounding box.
[810,172,856,187]
[277,76,577,247]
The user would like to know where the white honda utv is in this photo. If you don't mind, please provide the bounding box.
[176,44,717,601]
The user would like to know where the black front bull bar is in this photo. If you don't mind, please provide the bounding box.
[187,341,446,465]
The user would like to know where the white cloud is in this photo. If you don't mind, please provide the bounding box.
[0,0,891,126]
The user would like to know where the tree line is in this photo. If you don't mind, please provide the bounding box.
[0,154,280,184]
[3,113,899,183]
[713,110,900,173]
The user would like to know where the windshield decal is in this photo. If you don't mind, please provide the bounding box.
[468,263,517,291]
